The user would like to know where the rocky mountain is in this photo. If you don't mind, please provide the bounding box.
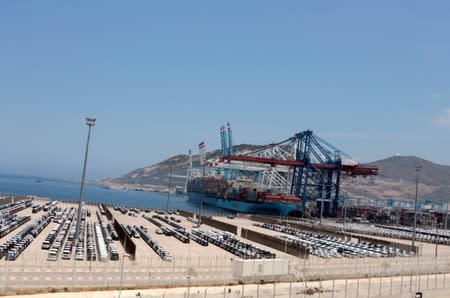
[103,149,450,204]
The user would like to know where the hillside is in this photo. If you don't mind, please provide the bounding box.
[103,150,450,204]
[342,156,450,204]
[370,155,450,187]
[103,144,259,190]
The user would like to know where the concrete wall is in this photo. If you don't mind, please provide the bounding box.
[232,258,291,282]
[201,217,238,235]
[177,209,238,234]
[177,209,194,218]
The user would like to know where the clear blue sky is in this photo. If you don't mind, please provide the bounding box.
[0,1,449,180]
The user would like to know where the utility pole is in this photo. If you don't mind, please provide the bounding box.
[412,165,421,249]
[343,192,348,227]
[118,254,130,298]
[197,142,206,227]
[319,173,325,224]
[445,203,449,230]
[198,165,205,227]
[435,220,439,257]
[75,117,95,243]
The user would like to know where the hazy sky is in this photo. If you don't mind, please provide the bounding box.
[0,1,449,180]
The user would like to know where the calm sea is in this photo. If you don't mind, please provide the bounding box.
[0,174,228,214]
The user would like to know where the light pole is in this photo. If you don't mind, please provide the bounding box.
[166,167,172,214]
[435,220,439,257]
[445,203,449,230]
[412,165,421,249]
[197,165,205,227]
[197,141,206,228]
[319,173,325,224]
[186,274,192,298]
[75,117,96,243]
[118,254,130,298]
[343,192,348,227]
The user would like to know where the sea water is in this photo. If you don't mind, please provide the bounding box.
[0,174,227,214]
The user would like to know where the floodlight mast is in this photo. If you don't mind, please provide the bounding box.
[75,117,96,243]
[412,165,421,249]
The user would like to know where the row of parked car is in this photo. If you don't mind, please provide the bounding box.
[0,200,34,239]
[144,214,189,243]
[47,220,72,261]
[62,238,74,260]
[146,213,205,246]
[153,214,183,229]
[86,221,97,261]
[0,199,32,215]
[2,212,52,261]
[255,222,414,259]
[122,224,141,239]
[42,223,61,250]
[136,225,173,261]
[43,200,58,212]
[113,205,128,215]
[42,206,121,262]
[99,222,119,260]
[62,218,84,260]
[98,204,106,216]
[31,214,53,238]
[0,215,31,239]
[32,204,44,213]
[51,206,76,225]
[41,206,75,251]
[178,229,208,246]
[331,222,450,245]
[73,214,87,261]
[94,223,109,261]
[107,223,119,241]
[41,207,75,261]
[192,230,275,259]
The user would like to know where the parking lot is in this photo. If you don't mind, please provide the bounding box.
[326,222,450,244]
[1,199,287,267]
[253,222,415,258]
[2,197,450,293]
[3,199,450,265]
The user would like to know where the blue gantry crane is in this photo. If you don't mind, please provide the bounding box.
[221,129,378,217]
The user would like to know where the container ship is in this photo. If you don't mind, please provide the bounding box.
[187,176,301,216]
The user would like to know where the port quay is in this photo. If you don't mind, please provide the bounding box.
[0,196,450,297]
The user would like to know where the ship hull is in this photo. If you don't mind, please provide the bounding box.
[188,191,298,216]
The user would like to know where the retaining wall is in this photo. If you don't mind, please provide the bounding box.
[104,206,136,258]
[202,217,238,235]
